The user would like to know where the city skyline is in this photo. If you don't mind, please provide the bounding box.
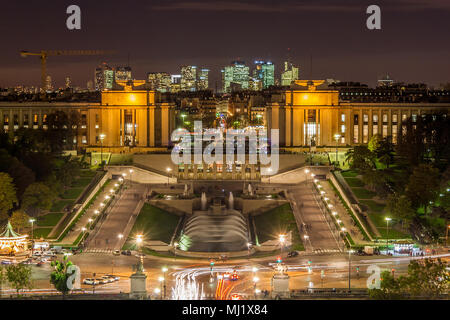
[0,0,449,88]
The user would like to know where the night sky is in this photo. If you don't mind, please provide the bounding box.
[0,0,449,88]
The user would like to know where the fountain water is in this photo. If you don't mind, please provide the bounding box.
[228,192,234,210]
[248,183,253,196]
[201,192,207,211]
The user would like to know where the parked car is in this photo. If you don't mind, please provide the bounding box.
[95,278,108,285]
[105,274,120,281]
[83,278,98,285]
[121,250,132,256]
[287,251,299,258]
[113,250,120,256]
[101,276,114,283]
[1,260,12,265]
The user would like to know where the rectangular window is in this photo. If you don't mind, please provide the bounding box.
[341,137,345,144]
[363,125,369,143]
[341,124,346,133]
[363,114,369,123]
[412,114,417,122]
[373,114,378,123]
[373,125,378,136]
[353,125,359,143]
[382,114,388,123]
[392,114,398,123]
[392,125,398,144]
[341,114,345,122]
[383,125,388,137]
[402,114,407,121]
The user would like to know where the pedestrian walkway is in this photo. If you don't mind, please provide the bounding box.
[320,181,371,245]
[58,180,118,245]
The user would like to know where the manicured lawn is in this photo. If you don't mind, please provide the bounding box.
[71,177,93,188]
[359,200,385,213]
[253,203,304,251]
[352,187,377,199]
[367,213,410,239]
[37,212,64,227]
[61,187,84,200]
[50,199,73,212]
[32,227,53,239]
[109,154,133,165]
[79,170,97,178]
[344,177,365,188]
[124,204,180,247]
[341,170,359,177]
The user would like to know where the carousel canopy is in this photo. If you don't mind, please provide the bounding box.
[0,221,26,239]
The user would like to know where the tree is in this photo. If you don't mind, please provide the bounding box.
[50,255,75,299]
[386,194,416,226]
[405,164,440,213]
[403,258,449,298]
[5,264,33,296]
[368,134,383,153]
[21,182,55,216]
[10,210,30,233]
[345,146,376,171]
[368,270,404,300]
[0,172,17,221]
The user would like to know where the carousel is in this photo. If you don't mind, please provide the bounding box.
[0,221,28,256]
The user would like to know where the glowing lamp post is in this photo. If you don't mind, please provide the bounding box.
[162,267,168,299]
[334,133,341,166]
[385,217,392,250]
[166,168,172,185]
[279,234,286,254]
[29,218,36,240]
[253,276,259,299]
[99,133,106,167]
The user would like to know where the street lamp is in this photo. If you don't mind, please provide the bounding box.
[174,242,179,259]
[334,133,341,166]
[305,169,310,184]
[29,218,36,240]
[154,287,161,299]
[279,234,286,254]
[136,234,144,267]
[158,276,165,300]
[129,169,134,186]
[99,133,106,167]
[162,267,168,299]
[348,249,354,292]
[247,242,252,256]
[385,217,392,250]
[253,276,259,299]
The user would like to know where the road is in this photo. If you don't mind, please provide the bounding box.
[287,183,342,253]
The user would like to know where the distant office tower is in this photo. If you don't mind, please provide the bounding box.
[281,61,299,86]
[87,80,94,91]
[95,63,115,91]
[171,75,182,92]
[115,66,132,82]
[197,68,209,90]
[222,61,250,93]
[181,66,197,91]
[45,75,53,92]
[253,60,274,89]
[65,77,72,89]
[147,72,172,92]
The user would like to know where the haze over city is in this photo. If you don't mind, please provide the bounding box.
[1,0,450,88]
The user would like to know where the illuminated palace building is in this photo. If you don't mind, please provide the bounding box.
[0,79,449,153]
[266,80,450,147]
[0,80,175,153]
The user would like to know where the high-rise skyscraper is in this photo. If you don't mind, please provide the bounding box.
[281,61,299,86]
[253,60,275,89]
[197,68,209,90]
[65,77,72,89]
[181,66,197,91]
[147,72,172,92]
[95,63,114,91]
[45,75,53,92]
[115,66,132,82]
[171,75,182,92]
[222,61,250,93]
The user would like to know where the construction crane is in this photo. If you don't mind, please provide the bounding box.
[20,50,114,91]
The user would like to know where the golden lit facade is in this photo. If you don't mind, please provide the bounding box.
[267,80,450,147]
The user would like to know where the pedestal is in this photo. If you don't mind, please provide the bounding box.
[129,272,148,300]
[272,274,290,299]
